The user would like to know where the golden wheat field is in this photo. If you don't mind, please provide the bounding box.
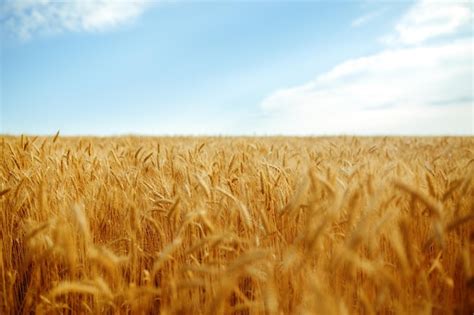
[0,135,473,314]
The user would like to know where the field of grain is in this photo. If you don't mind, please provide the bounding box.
[0,135,473,314]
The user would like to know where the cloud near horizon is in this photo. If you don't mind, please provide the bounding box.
[259,0,473,135]
[1,0,151,40]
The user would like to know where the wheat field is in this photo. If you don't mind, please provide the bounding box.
[0,135,473,314]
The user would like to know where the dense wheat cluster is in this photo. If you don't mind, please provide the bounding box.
[0,135,473,314]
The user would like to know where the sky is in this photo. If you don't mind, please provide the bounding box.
[1,0,473,136]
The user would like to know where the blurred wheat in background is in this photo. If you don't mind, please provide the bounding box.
[0,135,473,314]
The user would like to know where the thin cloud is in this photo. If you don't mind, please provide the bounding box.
[351,9,384,28]
[1,0,152,40]
[381,0,472,45]
[258,0,473,135]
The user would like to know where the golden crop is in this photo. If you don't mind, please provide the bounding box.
[1,135,473,314]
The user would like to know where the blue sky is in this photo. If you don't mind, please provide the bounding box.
[1,0,472,135]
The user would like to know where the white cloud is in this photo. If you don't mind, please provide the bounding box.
[258,0,473,135]
[382,0,472,45]
[351,9,384,28]
[1,0,151,40]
